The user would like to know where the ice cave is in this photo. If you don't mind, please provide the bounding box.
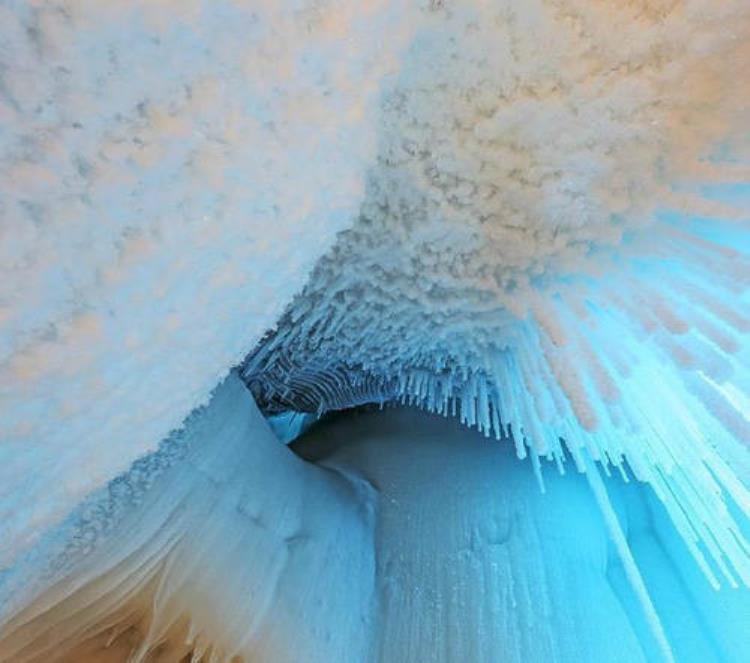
[0,1,749,662]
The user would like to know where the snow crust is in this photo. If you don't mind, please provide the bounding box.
[0,0,412,565]
[250,0,750,397]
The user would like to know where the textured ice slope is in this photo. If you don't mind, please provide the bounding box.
[0,374,379,663]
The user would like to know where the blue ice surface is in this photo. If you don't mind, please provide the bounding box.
[1,392,748,662]
[604,469,750,663]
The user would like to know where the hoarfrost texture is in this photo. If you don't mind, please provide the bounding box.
[0,0,749,661]
[0,0,412,564]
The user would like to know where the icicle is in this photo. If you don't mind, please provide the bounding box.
[584,453,676,663]
[529,448,545,494]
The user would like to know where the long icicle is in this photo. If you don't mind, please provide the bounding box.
[583,452,676,663]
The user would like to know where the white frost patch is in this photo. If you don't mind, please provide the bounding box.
[0,0,413,565]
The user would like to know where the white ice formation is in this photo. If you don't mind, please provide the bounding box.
[0,0,412,565]
[0,1,749,662]
[0,375,380,663]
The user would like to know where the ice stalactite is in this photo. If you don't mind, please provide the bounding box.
[583,453,675,663]
[245,0,750,594]
[247,207,750,592]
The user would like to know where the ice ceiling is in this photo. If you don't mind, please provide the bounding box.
[0,0,749,661]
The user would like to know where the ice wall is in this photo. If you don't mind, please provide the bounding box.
[0,374,379,663]
[2,379,748,662]
[310,407,750,663]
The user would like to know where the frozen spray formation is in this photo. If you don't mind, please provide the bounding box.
[0,1,749,662]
